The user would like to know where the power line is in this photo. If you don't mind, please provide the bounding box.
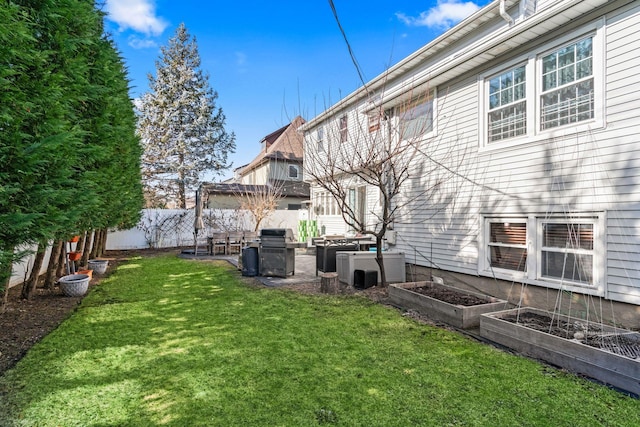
[328,0,369,97]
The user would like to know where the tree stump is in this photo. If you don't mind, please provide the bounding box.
[320,272,339,294]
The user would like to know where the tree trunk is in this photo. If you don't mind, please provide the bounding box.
[320,272,339,294]
[98,229,108,256]
[1,254,12,311]
[22,243,46,300]
[80,231,91,266]
[89,229,100,260]
[44,240,64,289]
[375,235,387,287]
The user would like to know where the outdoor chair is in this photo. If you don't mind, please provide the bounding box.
[227,231,243,254]
[209,232,228,255]
[242,231,258,246]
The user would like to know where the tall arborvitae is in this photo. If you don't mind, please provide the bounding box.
[0,1,143,302]
[1,1,82,301]
[138,23,235,208]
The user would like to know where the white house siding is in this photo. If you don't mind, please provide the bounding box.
[394,2,640,305]
[602,2,640,303]
[305,0,640,306]
[395,73,482,276]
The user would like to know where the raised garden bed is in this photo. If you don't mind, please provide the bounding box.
[480,307,640,396]
[389,281,508,329]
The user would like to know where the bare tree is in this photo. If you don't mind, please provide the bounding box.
[237,183,284,232]
[304,86,461,286]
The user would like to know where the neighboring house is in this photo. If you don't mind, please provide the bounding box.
[302,0,640,326]
[203,116,310,210]
[202,181,310,210]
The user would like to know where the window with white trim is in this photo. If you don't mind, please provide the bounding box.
[288,164,299,179]
[539,220,593,285]
[540,37,594,130]
[488,220,527,271]
[339,115,348,143]
[316,127,324,152]
[488,66,526,142]
[481,214,603,294]
[398,93,433,140]
[481,24,601,148]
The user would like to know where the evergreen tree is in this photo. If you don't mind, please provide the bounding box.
[1,0,143,301]
[138,23,235,208]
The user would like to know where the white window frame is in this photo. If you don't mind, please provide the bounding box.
[396,90,435,142]
[316,127,324,152]
[480,217,530,282]
[479,213,605,296]
[479,20,604,151]
[339,115,348,143]
[486,64,528,143]
[533,216,603,291]
[485,218,529,275]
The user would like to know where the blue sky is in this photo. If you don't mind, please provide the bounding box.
[102,0,490,180]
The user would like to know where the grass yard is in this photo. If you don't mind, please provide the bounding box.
[0,254,638,426]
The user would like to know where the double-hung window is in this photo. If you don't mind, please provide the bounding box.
[488,66,526,142]
[540,37,594,130]
[482,24,601,148]
[481,215,602,294]
[316,127,324,152]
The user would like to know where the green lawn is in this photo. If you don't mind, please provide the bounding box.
[0,254,638,426]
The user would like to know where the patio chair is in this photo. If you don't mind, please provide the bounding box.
[242,231,258,246]
[227,231,243,254]
[209,232,228,255]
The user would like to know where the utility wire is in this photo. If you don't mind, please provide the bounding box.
[328,0,370,97]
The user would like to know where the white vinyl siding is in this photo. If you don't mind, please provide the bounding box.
[305,1,640,305]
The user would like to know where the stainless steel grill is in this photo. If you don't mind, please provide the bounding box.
[259,229,296,277]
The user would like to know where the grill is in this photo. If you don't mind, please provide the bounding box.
[259,229,296,277]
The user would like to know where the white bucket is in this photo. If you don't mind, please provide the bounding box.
[88,259,109,275]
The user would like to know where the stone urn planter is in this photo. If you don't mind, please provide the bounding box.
[389,281,507,329]
[88,259,109,275]
[480,307,640,396]
[59,274,90,297]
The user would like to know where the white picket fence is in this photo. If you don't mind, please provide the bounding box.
[8,208,303,288]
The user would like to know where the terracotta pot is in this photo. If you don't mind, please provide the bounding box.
[68,252,82,261]
[68,235,80,243]
[77,269,93,279]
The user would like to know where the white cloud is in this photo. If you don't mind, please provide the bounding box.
[105,0,168,36]
[128,36,158,49]
[396,0,481,30]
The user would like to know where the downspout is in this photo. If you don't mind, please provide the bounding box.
[500,0,515,25]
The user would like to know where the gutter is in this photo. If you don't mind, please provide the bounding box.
[302,0,607,131]
[500,0,515,25]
